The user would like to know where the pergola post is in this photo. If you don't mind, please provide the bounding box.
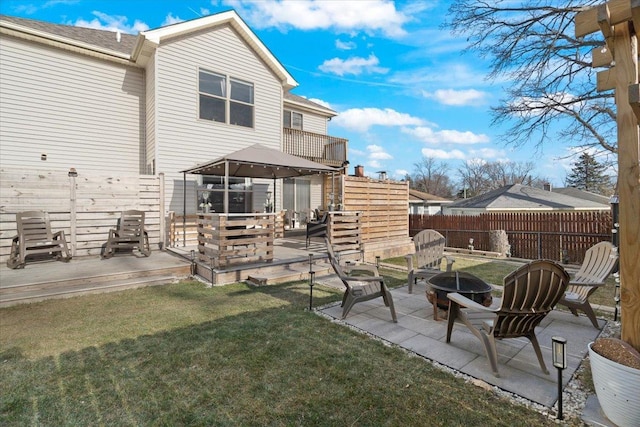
[576,1,640,350]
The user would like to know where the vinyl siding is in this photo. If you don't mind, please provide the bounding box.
[0,35,145,173]
[154,25,284,213]
[302,113,327,135]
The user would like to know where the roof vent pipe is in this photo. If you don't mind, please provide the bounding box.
[116,30,121,43]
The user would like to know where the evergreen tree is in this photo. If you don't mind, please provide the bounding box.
[565,153,613,195]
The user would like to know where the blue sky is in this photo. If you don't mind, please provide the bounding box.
[0,0,580,186]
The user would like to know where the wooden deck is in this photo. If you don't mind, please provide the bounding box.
[0,233,339,307]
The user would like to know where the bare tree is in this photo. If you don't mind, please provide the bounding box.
[410,158,455,198]
[457,160,547,198]
[445,1,617,167]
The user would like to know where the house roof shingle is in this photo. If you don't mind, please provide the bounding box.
[0,14,138,55]
[408,189,452,204]
[551,187,612,205]
[449,184,610,210]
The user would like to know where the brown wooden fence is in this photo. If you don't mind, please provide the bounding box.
[410,212,613,264]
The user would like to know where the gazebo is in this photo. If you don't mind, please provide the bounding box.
[180,144,341,268]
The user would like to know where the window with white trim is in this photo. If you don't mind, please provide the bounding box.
[284,110,303,130]
[199,69,254,128]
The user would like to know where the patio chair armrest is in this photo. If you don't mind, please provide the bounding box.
[9,234,19,243]
[344,264,379,276]
[343,275,383,283]
[569,279,606,288]
[490,283,503,292]
[52,230,66,240]
[404,255,414,271]
[443,256,455,271]
[447,292,497,313]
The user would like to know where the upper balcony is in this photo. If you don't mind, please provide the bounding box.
[282,128,348,168]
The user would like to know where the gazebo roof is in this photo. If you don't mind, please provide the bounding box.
[181,144,340,178]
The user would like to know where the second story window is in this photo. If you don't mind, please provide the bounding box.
[230,79,254,127]
[284,110,303,130]
[199,69,254,128]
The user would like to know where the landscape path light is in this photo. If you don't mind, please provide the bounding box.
[552,336,567,420]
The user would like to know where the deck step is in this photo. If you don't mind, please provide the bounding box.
[247,263,333,286]
[0,265,190,308]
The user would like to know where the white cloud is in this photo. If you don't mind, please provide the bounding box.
[509,92,580,117]
[467,148,507,161]
[223,0,409,37]
[421,148,466,160]
[390,63,488,88]
[395,169,409,178]
[368,160,382,169]
[332,108,424,132]
[367,144,393,160]
[319,54,388,76]
[336,39,357,50]
[308,98,332,109]
[423,89,488,106]
[403,126,489,145]
[70,11,149,34]
[162,13,183,26]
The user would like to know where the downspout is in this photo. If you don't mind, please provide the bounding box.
[183,172,186,247]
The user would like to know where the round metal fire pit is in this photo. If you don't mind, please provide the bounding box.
[427,271,493,316]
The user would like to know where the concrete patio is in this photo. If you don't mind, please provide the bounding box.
[317,278,606,419]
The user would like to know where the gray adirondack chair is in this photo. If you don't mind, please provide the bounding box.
[325,237,397,322]
[446,259,569,377]
[405,229,455,293]
[102,210,151,258]
[558,241,618,328]
[6,210,72,269]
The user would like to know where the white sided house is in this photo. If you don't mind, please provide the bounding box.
[0,11,347,255]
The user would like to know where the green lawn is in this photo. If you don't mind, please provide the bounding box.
[0,279,564,426]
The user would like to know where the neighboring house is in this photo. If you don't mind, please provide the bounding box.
[550,186,614,205]
[443,184,611,215]
[408,189,452,215]
[0,11,346,218]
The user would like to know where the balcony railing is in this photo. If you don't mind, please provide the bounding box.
[282,128,348,167]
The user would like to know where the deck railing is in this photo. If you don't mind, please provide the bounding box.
[282,128,347,167]
[197,213,276,268]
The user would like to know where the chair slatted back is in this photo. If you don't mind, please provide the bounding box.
[575,241,618,282]
[118,210,145,238]
[413,230,446,270]
[17,211,54,244]
[567,241,618,301]
[494,260,569,339]
[325,237,348,285]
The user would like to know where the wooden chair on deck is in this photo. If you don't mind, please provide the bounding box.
[306,211,328,247]
[325,237,397,322]
[558,241,618,328]
[102,210,151,258]
[6,210,71,269]
[405,229,455,293]
[446,260,569,377]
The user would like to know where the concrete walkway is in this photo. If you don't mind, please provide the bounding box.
[317,279,603,409]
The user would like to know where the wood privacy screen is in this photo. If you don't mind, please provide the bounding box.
[0,168,162,261]
[331,175,408,243]
[410,212,612,264]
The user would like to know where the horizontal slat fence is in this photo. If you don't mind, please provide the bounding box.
[342,176,408,243]
[0,168,162,262]
[197,213,275,268]
[410,212,612,264]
